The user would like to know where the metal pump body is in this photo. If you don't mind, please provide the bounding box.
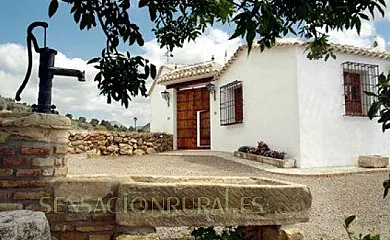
[15,21,85,114]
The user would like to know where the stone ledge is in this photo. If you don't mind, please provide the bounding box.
[0,112,70,129]
[116,176,311,227]
[358,155,389,168]
[0,113,70,143]
[234,151,296,168]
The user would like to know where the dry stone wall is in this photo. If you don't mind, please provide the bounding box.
[67,131,173,156]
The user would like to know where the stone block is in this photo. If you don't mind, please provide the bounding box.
[54,144,68,154]
[0,204,23,211]
[75,225,115,232]
[20,146,50,155]
[0,192,11,200]
[54,167,68,176]
[116,234,159,240]
[56,233,88,240]
[50,224,75,232]
[2,157,27,167]
[0,210,50,240]
[0,146,15,155]
[32,157,55,167]
[358,155,389,168]
[146,148,156,154]
[0,180,49,188]
[116,176,311,227]
[90,235,113,240]
[16,169,41,178]
[0,169,13,177]
[53,179,117,200]
[13,191,51,200]
[279,227,307,240]
[133,149,145,156]
[42,168,55,177]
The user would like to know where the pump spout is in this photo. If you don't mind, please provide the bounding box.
[49,67,86,82]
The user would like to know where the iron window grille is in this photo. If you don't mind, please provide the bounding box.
[342,62,379,116]
[220,80,243,126]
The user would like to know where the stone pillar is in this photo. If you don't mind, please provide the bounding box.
[0,112,70,212]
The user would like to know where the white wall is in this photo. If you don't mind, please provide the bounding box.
[149,82,175,135]
[296,47,390,168]
[211,46,301,162]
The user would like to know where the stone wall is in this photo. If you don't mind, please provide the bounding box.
[67,131,173,156]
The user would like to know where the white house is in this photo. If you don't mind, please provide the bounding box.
[149,40,390,168]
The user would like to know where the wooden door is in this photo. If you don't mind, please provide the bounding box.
[177,87,210,149]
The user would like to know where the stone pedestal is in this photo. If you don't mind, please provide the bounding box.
[358,155,389,168]
[0,112,70,212]
[0,210,51,240]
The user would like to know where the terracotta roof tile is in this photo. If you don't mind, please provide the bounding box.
[157,61,222,85]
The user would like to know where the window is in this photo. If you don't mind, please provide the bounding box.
[342,62,379,116]
[220,81,243,125]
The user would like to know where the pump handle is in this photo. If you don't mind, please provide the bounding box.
[15,22,48,101]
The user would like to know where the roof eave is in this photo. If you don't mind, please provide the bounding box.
[157,72,218,86]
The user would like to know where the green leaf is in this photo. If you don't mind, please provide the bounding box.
[229,28,244,40]
[48,0,59,18]
[378,74,387,85]
[355,18,361,35]
[138,0,149,8]
[368,101,381,120]
[246,27,256,55]
[382,122,390,132]
[148,2,157,21]
[344,215,356,228]
[136,35,144,46]
[94,72,103,82]
[364,91,378,97]
[87,57,101,64]
[384,189,389,198]
[80,14,88,30]
[150,64,157,79]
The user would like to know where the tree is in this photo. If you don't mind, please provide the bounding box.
[78,116,86,123]
[100,119,114,130]
[90,118,99,126]
[48,0,386,108]
[65,113,73,120]
[367,74,390,133]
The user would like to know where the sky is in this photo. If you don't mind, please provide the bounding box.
[1,1,390,127]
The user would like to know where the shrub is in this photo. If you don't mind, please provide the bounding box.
[238,146,252,153]
[240,141,286,160]
[191,227,256,240]
[321,215,381,240]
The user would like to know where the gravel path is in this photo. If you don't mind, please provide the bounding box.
[68,153,390,240]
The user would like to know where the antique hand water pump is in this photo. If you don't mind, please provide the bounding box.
[15,21,85,113]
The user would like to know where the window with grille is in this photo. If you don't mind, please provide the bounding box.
[220,81,243,125]
[342,62,379,116]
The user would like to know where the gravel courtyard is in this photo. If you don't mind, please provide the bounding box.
[68,153,390,240]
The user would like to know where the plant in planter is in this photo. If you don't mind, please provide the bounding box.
[191,226,257,240]
[249,141,286,160]
[238,146,253,153]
